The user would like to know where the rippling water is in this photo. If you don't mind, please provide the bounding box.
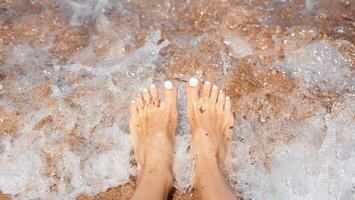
[0,0,354,199]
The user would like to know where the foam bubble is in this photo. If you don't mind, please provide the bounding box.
[284,41,354,93]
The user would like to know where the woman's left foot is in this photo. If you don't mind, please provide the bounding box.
[129,81,178,185]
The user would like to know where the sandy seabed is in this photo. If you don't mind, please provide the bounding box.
[0,0,354,199]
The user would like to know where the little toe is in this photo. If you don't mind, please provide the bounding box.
[224,97,235,140]
[225,116,235,139]
[130,100,138,116]
[129,100,139,137]
[129,100,138,135]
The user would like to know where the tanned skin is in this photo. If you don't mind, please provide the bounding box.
[130,79,237,200]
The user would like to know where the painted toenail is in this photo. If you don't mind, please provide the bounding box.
[226,96,230,100]
[205,81,211,85]
[150,84,156,88]
[164,81,173,90]
[143,88,148,92]
[189,77,198,87]
[213,85,218,90]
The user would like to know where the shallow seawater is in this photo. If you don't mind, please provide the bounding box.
[0,0,354,199]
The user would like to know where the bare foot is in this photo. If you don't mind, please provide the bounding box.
[186,78,234,168]
[129,81,178,187]
[186,77,236,199]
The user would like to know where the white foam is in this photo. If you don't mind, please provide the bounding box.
[0,28,167,199]
[284,41,355,93]
[303,0,318,14]
[229,94,355,200]
[173,84,194,190]
[174,134,193,190]
[224,35,253,59]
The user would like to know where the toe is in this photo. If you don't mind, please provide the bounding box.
[149,84,160,106]
[202,80,212,98]
[185,77,200,108]
[129,100,139,132]
[135,94,144,112]
[130,100,138,116]
[129,100,138,149]
[217,90,226,111]
[142,88,151,106]
[162,80,177,109]
[224,96,232,112]
[224,96,235,137]
[209,85,219,104]
[225,116,235,139]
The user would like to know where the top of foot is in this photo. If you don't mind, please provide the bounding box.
[129,81,178,178]
[185,77,234,167]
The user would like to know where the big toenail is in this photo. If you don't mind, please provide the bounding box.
[189,77,198,87]
[131,100,135,104]
[226,96,230,100]
[164,81,173,90]
[143,88,148,92]
[213,85,218,90]
[150,84,156,88]
[205,81,211,85]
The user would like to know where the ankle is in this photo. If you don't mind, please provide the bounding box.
[143,152,173,172]
[138,166,174,190]
[194,156,232,192]
[139,157,173,182]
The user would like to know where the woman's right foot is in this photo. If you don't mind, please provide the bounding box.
[185,77,235,179]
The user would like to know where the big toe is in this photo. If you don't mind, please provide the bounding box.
[185,77,200,105]
[162,80,177,109]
